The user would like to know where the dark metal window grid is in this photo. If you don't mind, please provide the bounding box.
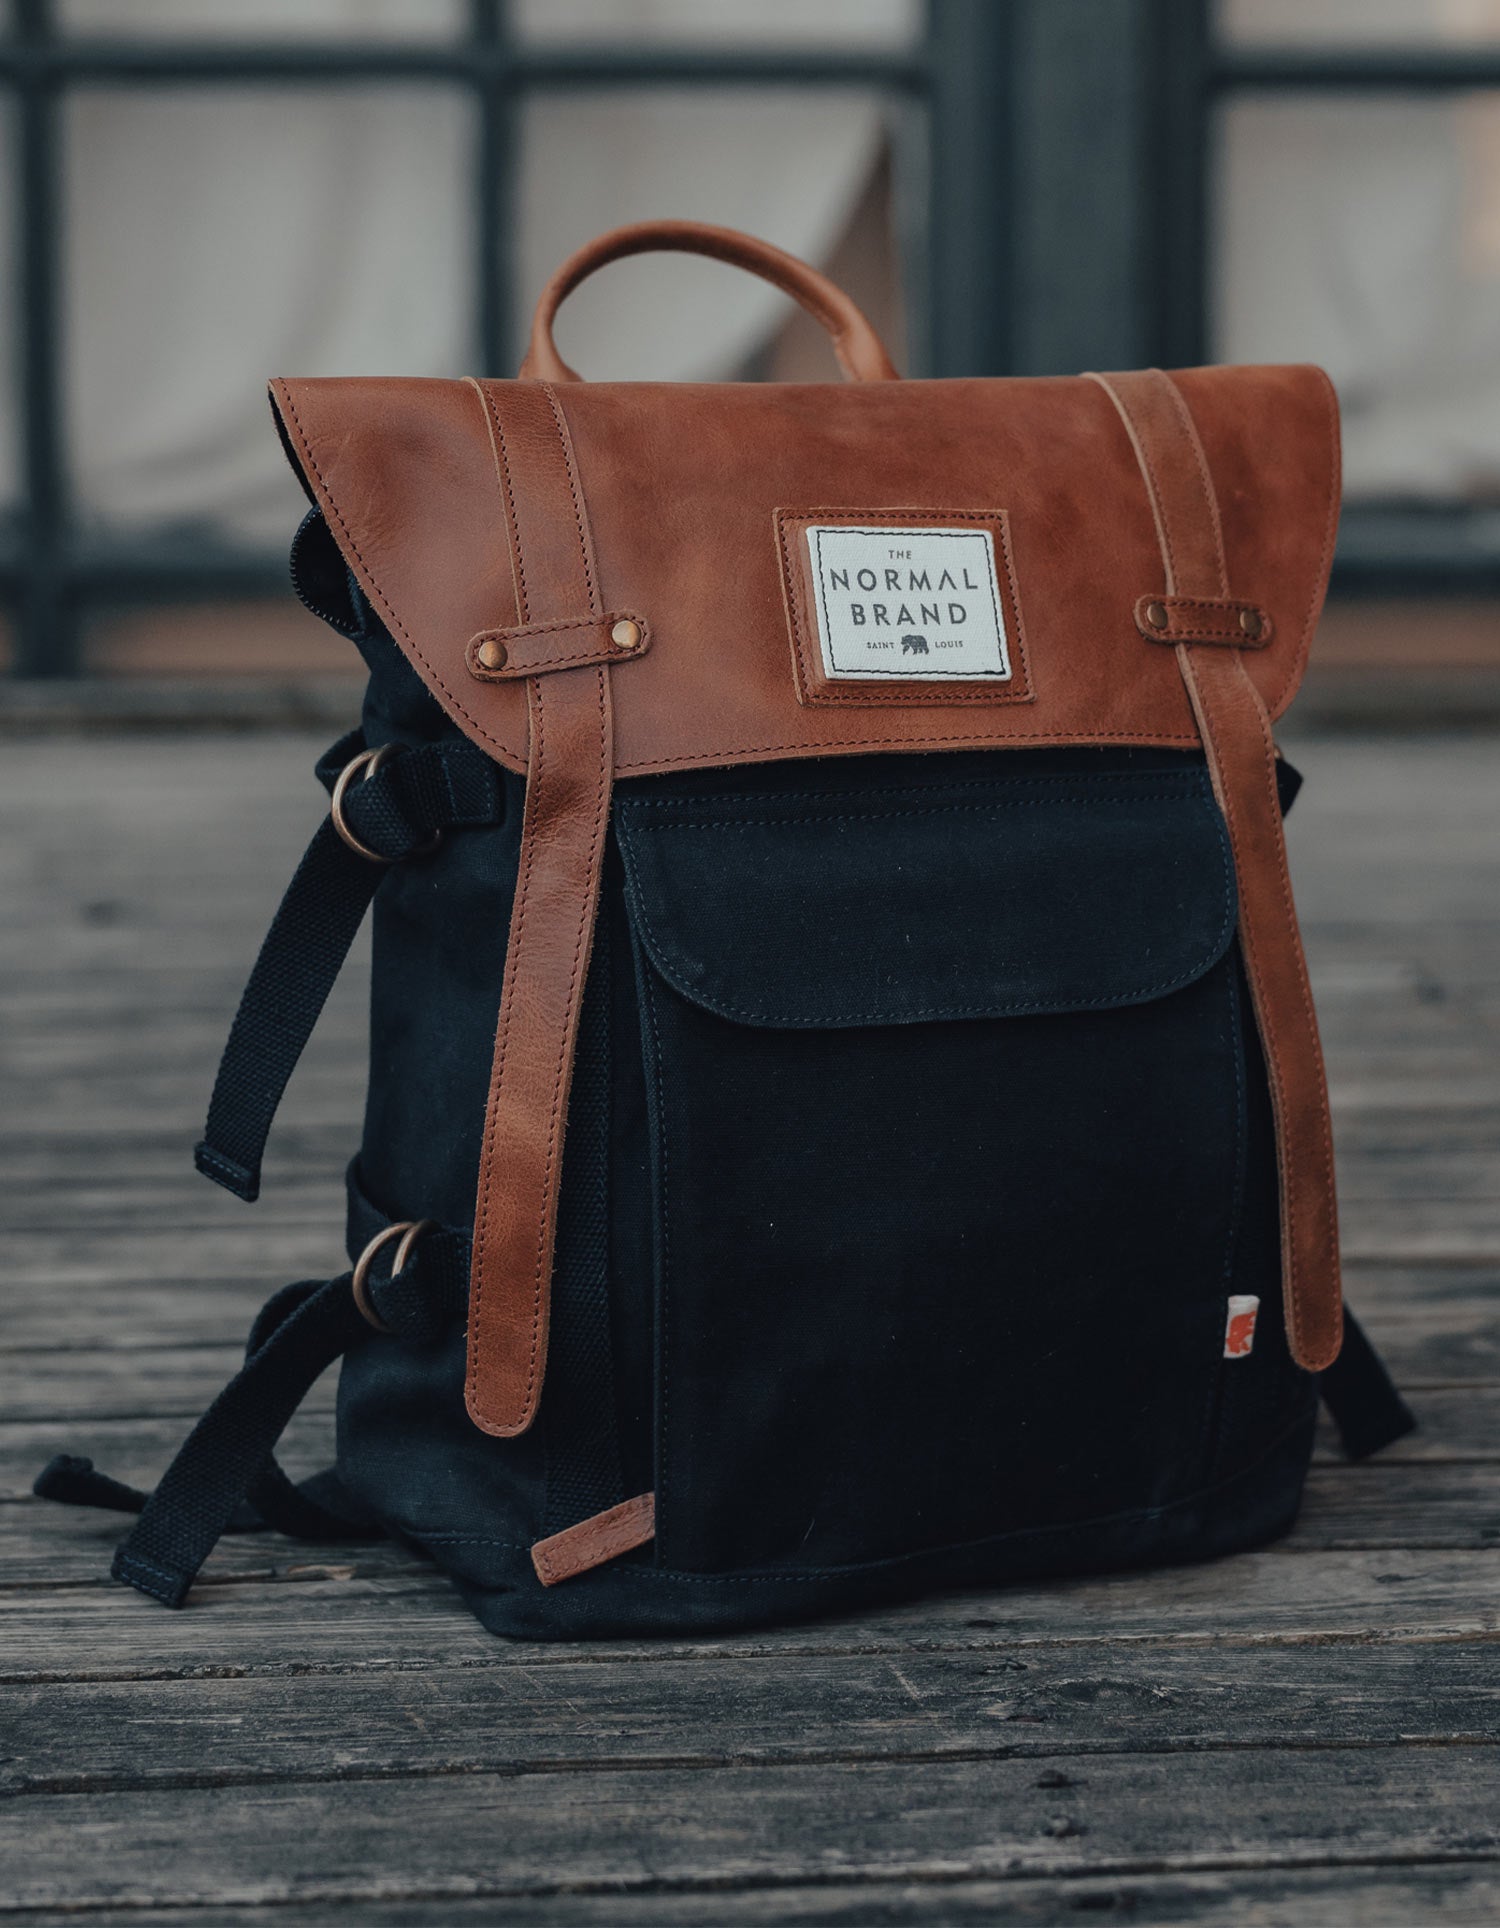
[4,0,1497,677]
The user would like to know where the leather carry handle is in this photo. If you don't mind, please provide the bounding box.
[520,219,900,385]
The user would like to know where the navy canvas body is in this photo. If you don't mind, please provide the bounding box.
[35,514,1413,1639]
[330,566,1321,1639]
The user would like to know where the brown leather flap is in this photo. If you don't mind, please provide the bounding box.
[269,365,1340,778]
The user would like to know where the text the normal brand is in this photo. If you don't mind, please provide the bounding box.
[805,523,1011,682]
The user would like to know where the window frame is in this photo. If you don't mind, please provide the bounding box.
[4,0,1493,677]
[0,0,955,676]
[1209,31,1500,593]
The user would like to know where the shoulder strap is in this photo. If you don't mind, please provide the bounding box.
[1087,368,1343,1372]
[463,379,614,1435]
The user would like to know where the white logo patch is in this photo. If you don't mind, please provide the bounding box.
[804,523,1011,683]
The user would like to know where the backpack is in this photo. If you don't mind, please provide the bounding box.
[39,220,1415,1640]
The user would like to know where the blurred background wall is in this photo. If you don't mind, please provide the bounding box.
[1,0,1498,715]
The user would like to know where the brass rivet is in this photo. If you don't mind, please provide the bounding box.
[1239,607,1263,639]
[611,618,642,653]
[476,637,508,671]
[1145,601,1169,630]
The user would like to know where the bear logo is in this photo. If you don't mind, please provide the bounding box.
[1223,1295,1260,1359]
[900,634,929,656]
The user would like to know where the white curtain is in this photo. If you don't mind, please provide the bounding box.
[0,0,912,544]
[6,0,1500,540]
[1216,93,1500,500]
[1216,0,1500,498]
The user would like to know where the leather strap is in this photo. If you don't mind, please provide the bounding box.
[1088,368,1343,1373]
[531,1492,657,1587]
[464,378,615,1436]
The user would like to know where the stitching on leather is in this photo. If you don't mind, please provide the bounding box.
[1161,374,1230,596]
[993,506,1035,700]
[1142,624,1270,649]
[1139,595,1272,645]
[1163,367,1338,721]
[518,668,612,1426]
[542,383,602,618]
[621,725,1204,770]
[790,506,1008,524]
[463,387,552,1427]
[1181,650,1335,1366]
[466,682,546,1425]
[1146,632,1264,647]
[272,383,500,757]
[498,677,552,1423]
[476,641,620,677]
[533,1494,656,1584]
[778,505,820,705]
[1124,408,1179,592]
[1152,597,1260,618]
[1102,368,1337,1366]
[1154,624,1256,636]
[1182,657,1291,1336]
[1087,373,1178,596]
[499,387,612,1424]
[468,385,614,1429]
[473,612,643,644]
[1275,365,1343,716]
[469,378,531,627]
[1236,656,1335,1362]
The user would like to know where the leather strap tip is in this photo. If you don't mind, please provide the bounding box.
[463,1380,541,1440]
[1293,1314,1346,1377]
[531,1493,657,1587]
[194,1141,260,1203]
[1134,595,1273,649]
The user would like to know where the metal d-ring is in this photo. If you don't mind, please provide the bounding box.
[351,1218,434,1333]
[330,745,441,865]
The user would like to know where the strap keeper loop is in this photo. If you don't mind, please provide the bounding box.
[1135,594,1273,648]
[330,744,443,864]
[351,1219,434,1332]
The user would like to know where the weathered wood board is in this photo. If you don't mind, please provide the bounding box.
[1,730,1497,1924]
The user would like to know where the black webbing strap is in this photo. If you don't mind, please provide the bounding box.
[1322,1308,1417,1460]
[194,730,505,1202]
[37,1267,1415,1612]
[34,1201,472,1609]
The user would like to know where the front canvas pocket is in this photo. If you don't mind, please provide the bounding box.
[616,750,1254,1576]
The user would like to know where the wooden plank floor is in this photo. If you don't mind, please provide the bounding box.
[2,729,1497,1925]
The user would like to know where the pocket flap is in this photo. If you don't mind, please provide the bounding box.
[616,764,1237,1029]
